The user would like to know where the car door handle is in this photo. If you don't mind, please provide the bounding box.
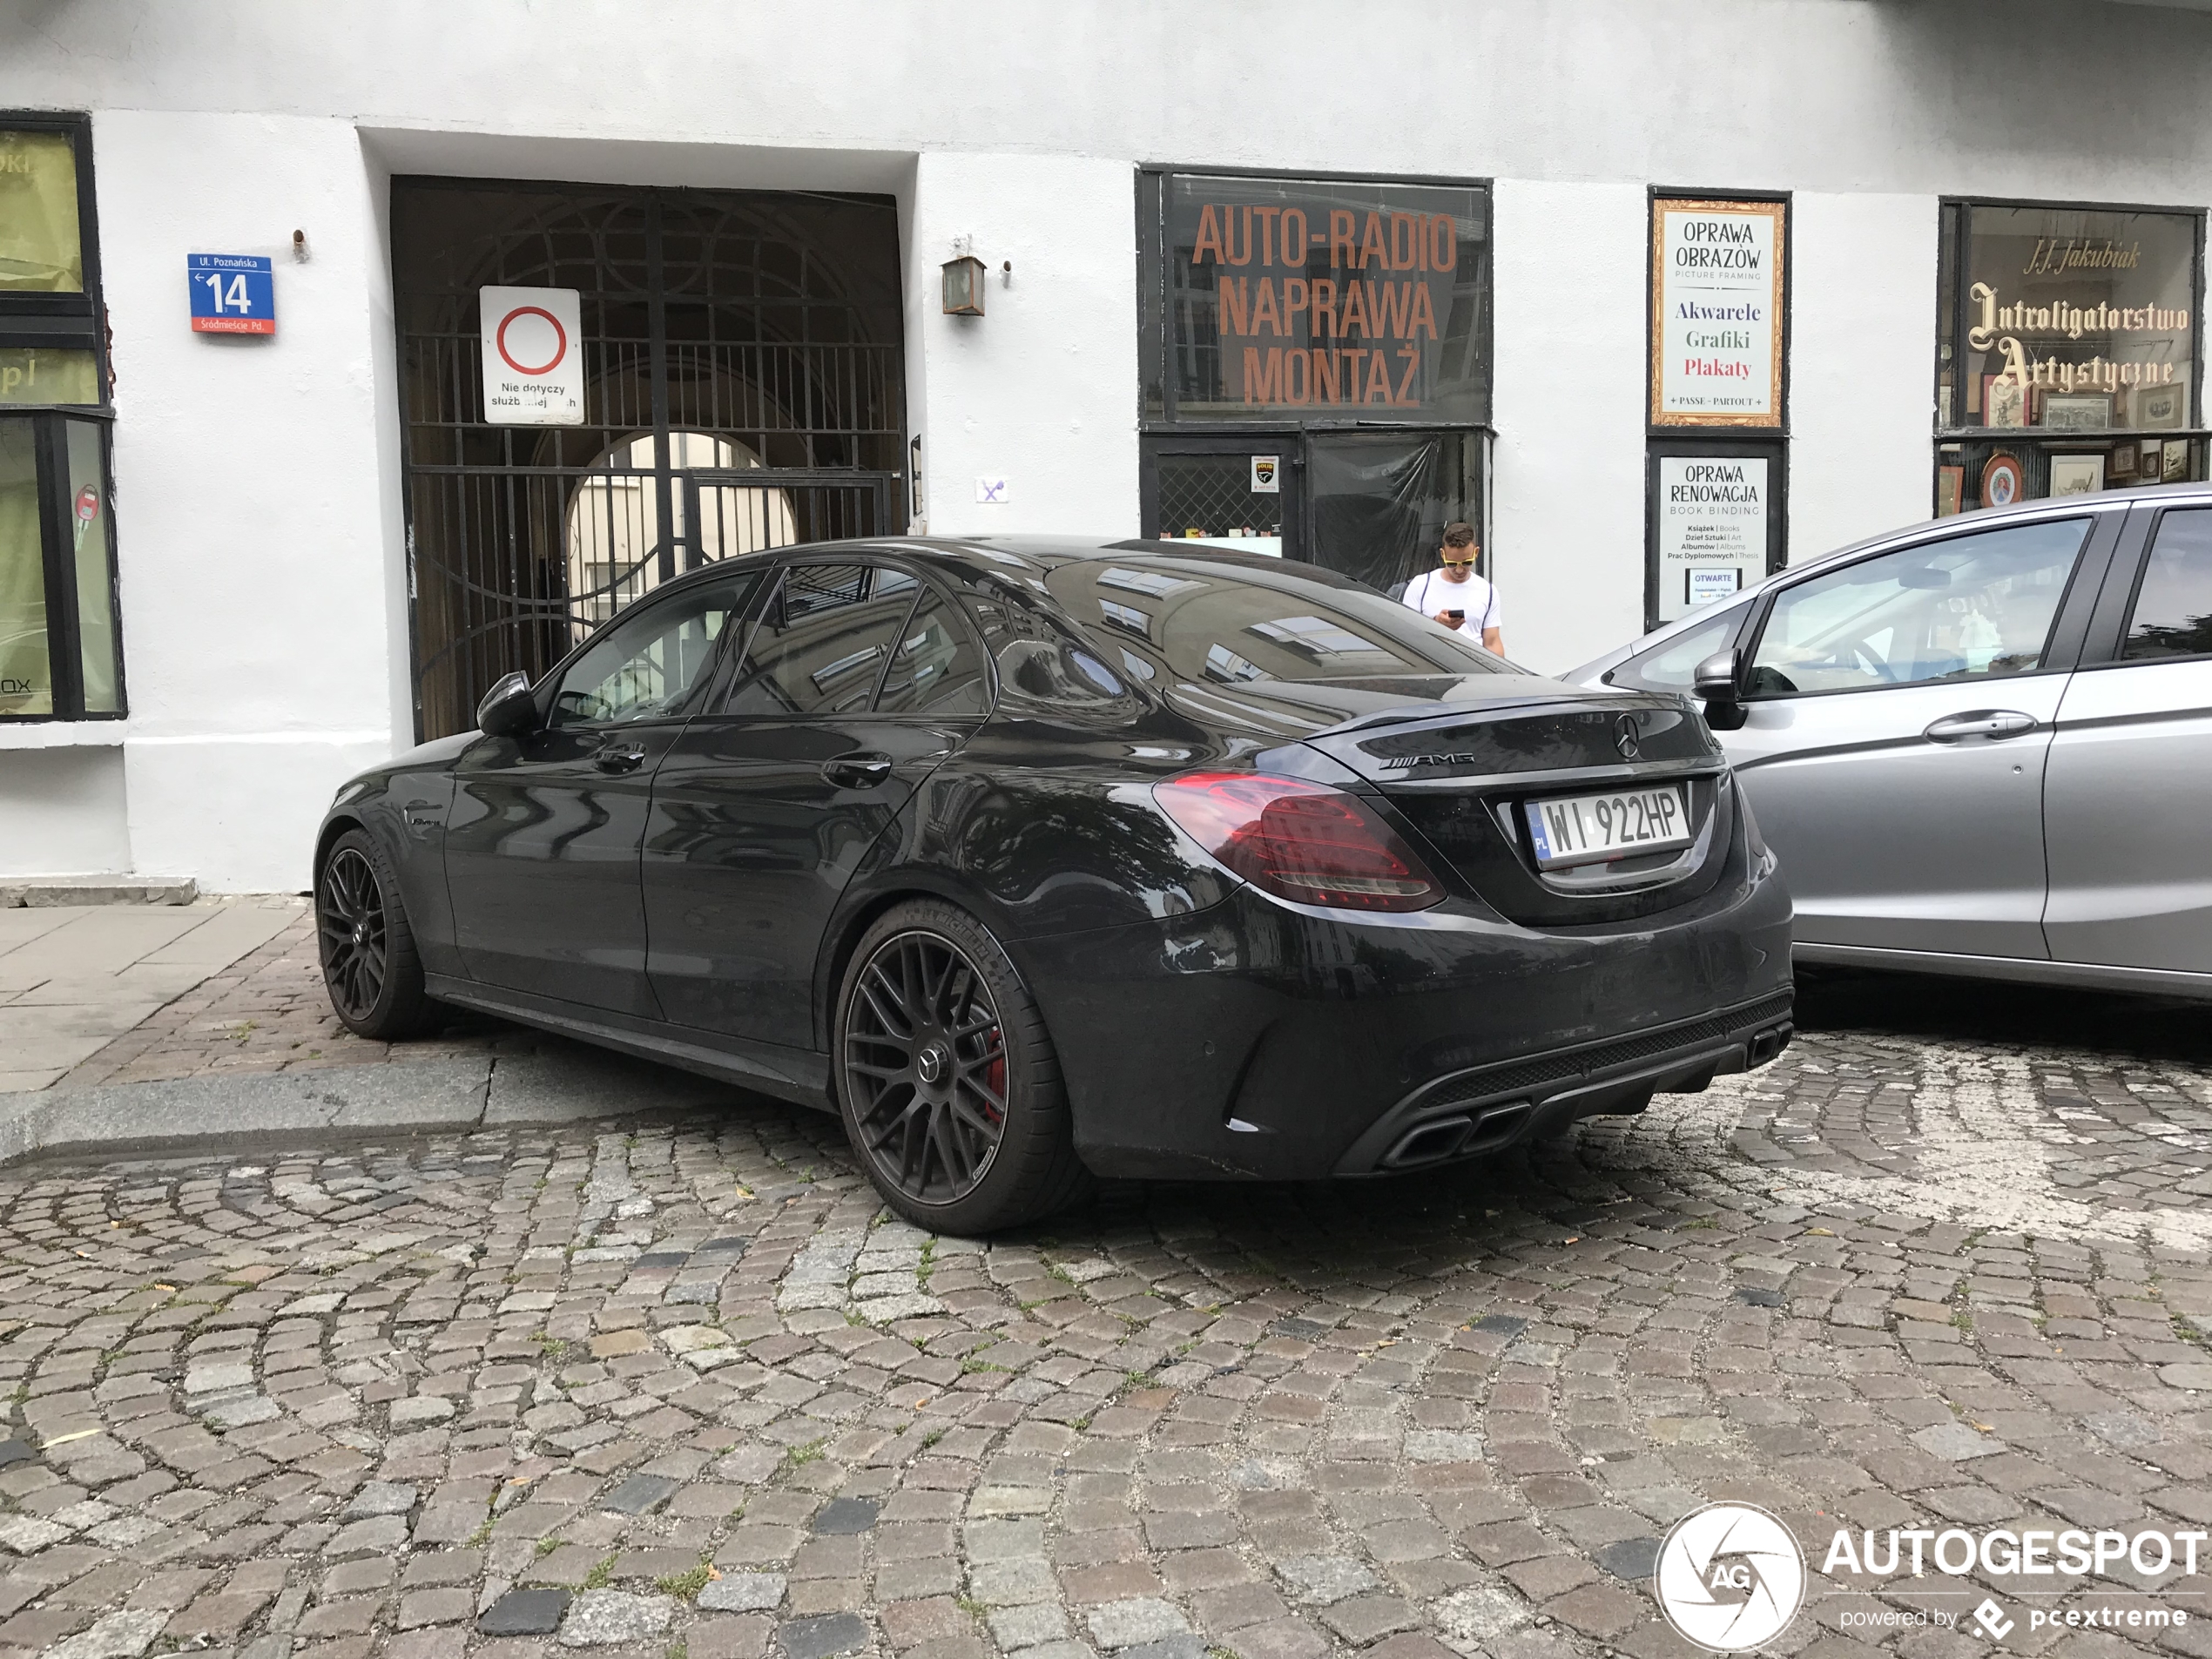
[1923,710,2038,743]
[822,752,895,788]
[594,746,649,774]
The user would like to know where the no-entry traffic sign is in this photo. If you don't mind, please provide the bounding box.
[480,286,583,426]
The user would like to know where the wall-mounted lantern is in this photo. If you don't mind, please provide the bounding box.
[941,254,986,316]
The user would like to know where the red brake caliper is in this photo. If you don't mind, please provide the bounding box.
[984,1033,1007,1126]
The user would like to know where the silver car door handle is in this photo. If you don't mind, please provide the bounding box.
[1923,710,2038,743]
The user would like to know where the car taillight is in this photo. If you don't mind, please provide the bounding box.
[1152,771,1445,913]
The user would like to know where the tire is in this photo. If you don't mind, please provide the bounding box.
[833,899,1090,1234]
[315,827,437,1041]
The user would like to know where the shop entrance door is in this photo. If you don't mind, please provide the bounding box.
[1141,434,1301,561]
[1142,428,1484,597]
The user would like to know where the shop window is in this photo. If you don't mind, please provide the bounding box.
[0,115,118,721]
[1136,169,1493,594]
[1935,200,2204,514]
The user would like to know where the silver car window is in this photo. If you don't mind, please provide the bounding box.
[2121,509,2212,661]
[1745,517,2088,697]
[1605,600,1753,693]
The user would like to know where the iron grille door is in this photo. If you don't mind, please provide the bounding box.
[393,180,906,739]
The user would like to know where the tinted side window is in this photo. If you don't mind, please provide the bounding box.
[550,575,757,728]
[1605,601,1752,693]
[723,563,918,717]
[1746,518,2087,697]
[2122,509,2212,661]
[874,589,991,716]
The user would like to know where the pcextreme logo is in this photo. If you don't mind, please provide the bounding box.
[1656,1502,1807,1651]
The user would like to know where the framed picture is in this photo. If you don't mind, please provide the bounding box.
[2162,439,2190,482]
[1982,374,2028,428]
[2143,439,2163,475]
[2134,381,2188,430]
[2111,442,2135,480]
[2042,393,2110,432]
[2048,454,2106,496]
[1937,465,1965,516]
[1981,452,2025,508]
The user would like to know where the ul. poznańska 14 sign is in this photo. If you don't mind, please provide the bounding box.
[1167,177,1488,421]
[1650,199,1786,427]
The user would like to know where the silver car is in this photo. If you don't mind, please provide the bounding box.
[1568,484,2212,1000]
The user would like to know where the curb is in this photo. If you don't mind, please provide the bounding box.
[0,1046,762,1167]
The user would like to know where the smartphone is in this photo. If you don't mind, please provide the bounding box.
[1446,609,1465,624]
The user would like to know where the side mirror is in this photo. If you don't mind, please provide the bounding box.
[1692,649,1748,732]
[476,671,540,738]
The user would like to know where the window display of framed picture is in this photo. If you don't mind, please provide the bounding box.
[2162,439,2190,482]
[2134,381,2188,430]
[2111,442,2135,480]
[2143,439,2163,475]
[1937,465,1965,516]
[2048,454,2106,496]
[1982,452,2025,507]
[2042,393,2110,431]
[1982,374,2028,428]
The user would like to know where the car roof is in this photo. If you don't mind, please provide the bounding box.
[638,533,1331,598]
[1575,478,2212,676]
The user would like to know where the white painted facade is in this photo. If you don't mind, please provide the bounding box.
[1,0,2207,889]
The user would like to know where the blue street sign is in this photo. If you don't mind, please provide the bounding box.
[187,254,275,336]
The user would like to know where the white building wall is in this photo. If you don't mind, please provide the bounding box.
[0,0,2207,887]
[1788,193,1943,564]
[1490,181,1650,675]
[91,111,405,888]
[907,154,1140,539]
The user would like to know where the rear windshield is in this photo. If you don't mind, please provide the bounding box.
[1048,555,1512,686]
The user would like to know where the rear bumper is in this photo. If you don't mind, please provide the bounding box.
[1015,826,1792,1182]
[1334,989,1792,1173]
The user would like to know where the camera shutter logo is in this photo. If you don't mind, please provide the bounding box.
[1655,1502,1806,1651]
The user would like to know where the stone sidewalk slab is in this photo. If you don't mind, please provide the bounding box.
[0,897,300,1090]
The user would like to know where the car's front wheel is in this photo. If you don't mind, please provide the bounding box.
[316,827,437,1041]
[833,900,1089,1234]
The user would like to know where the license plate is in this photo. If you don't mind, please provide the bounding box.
[1524,785,1690,870]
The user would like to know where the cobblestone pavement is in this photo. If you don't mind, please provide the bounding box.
[3,970,2211,1659]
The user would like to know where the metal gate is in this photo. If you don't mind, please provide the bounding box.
[393,180,906,739]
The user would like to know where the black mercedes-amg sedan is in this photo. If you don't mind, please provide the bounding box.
[314,536,1792,1231]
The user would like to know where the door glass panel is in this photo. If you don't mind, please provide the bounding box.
[0,132,84,293]
[1606,600,1752,693]
[2122,509,2212,660]
[65,421,118,711]
[550,574,755,728]
[1158,452,1285,553]
[1307,429,1480,595]
[723,563,918,716]
[0,419,49,716]
[1747,517,2088,696]
[874,590,990,716]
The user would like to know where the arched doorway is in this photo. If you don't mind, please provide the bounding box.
[392,181,904,738]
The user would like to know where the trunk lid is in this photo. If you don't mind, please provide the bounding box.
[1289,688,1737,927]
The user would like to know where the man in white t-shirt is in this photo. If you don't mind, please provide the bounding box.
[1400,522,1504,656]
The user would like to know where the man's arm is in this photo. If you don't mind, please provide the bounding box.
[1482,627,1505,655]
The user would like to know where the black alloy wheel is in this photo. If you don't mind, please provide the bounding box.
[319,846,388,1024]
[845,929,1008,1202]
[315,828,435,1040]
[835,900,1089,1233]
